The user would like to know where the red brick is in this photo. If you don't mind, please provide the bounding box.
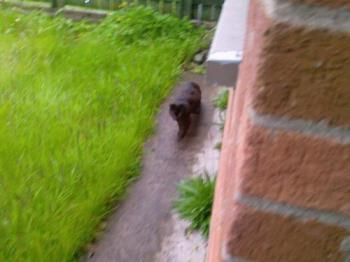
[246,0,350,127]
[227,0,350,216]
[207,0,267,259]
[288,0,350,10]
[239,119,350,216]
[226,203,349,262]
[209,0,350,261]
[207,89,238,262]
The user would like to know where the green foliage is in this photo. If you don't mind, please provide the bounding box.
[214,89,229,111]
[214,142,222,150]
[173,175,216,238]
[191,64,206,75]
[0,6,204,261]
[92,6,204,44]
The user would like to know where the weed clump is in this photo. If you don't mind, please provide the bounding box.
[214,89,229,111]
[173,175,216,238]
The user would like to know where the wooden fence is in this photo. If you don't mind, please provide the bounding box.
[52,0,224,21]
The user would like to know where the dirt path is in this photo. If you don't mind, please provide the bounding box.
[85,72,220,262]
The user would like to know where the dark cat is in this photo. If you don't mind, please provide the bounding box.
[169,82,201,139]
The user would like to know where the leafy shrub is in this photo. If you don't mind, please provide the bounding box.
[173,175,216,238]
[92,6,204,44]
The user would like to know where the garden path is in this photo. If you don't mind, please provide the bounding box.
[85,72,220,262]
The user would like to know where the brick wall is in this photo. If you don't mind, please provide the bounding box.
[288,0,350,10]
[207,0,350,261]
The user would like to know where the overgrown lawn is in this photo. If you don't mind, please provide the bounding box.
[0,7,203,261]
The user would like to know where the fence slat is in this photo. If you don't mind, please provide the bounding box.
[184,0,192,18]
[51,0,222,21]
[158,0,164,13]
[171,0,176,15]
[210,3,215,20]
[196,3,203,24]
[52,0,58,8]
[179,0,184,17]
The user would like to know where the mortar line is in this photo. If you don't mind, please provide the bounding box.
[261,0,350,33]
[237,193,350,230]
[249,108,350,145]
[221,244,252,262]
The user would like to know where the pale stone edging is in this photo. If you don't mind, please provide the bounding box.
[206,0,249,87]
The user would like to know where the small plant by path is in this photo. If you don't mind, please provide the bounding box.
[214,141,222,150]
[173,173,216,238]
[213,88,229,144]
[191,64,206,75]
[214,89,229,111]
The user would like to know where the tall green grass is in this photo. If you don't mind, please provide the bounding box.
[0,7,204,261]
